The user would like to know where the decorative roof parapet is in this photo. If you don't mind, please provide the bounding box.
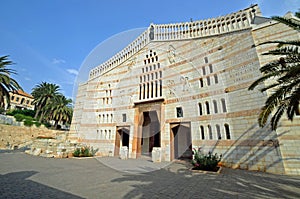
[89,4,261,79]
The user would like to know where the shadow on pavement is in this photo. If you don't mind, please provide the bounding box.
[0,171,83,199]
[111,161,300,199]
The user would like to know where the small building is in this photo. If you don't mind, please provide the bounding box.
[9,90,34,110]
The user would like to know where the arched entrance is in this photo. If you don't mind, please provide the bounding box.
[170,122,192,160]
[114,126,130,156]
[141,111,161,156]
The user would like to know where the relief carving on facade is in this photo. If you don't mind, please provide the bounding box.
[180,76,190,91]
[167,79,176,97]
[127,57,136,70]
[168,45,176,64]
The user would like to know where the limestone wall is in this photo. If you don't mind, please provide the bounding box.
[0,124,58,149]
[251,17,300,175]
[70,5,300,175]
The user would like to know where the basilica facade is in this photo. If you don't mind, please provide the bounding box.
[70,5,300,175]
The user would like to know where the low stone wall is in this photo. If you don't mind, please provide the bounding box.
[0,124,58,149]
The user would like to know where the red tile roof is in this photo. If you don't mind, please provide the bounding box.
[11,90,33,99]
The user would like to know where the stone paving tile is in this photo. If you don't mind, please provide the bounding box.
[0,151,300,199]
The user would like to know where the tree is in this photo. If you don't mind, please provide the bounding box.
[45,94,73,128]
[248,11,300,130]
[0,55,22,109]
[31,82,60,122]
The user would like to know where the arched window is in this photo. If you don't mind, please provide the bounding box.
[199,78,204,88]
[207,77,211,86]
[202,67,206,75]
[205,101,210,114]
[198,103,203,115]
[108,130,111,139]
[209,64,213,73]
[200,125,205,140]
[224,123,231,139]
[216,125,221,140]
[204,57,208,63]
[221,98,227,113]
[214,74,218,84]
[208,125,213,139]
[213,100,218,113]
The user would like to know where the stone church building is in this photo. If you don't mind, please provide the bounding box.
[70,5,300,175]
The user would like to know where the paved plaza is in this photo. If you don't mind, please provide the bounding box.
[0,150,300,199]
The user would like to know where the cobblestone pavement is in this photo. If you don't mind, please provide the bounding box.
[1,151,300,199]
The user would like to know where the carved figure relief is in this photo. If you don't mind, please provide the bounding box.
[168,45,176,64]
[180,76,190,91]
[149,25,154,40]
[127,57,136,70]
[167,79,176,97]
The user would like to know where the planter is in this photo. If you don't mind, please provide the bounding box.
[190,166,222,174]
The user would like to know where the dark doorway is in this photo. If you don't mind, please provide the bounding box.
[141,111,160,155]
[114,127,130,156]
[170,123,192,160]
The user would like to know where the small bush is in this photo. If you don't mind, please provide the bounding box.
[6,109,35,117]
[43,122,52,128]
[192,148,222,171]
[24,119,34,127]
[14,114,25,122]
[0,107,5,114]
[35,122,41,127]
[72,146,98,157]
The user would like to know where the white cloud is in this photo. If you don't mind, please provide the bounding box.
[67,69,79,76]
[52,58,66,64]
[24,77,31,81]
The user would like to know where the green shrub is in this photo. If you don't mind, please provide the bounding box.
[6,109,35,117]
[0,107,5,114]
[35,122,41,127]
[43,122,52,128]
[72,146,98,157]
[14,114,25,122]
[73,148,81,157]
[192,148,222,171]
[24,120,34,127]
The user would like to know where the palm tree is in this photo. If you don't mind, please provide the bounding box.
[31,82,60,122]
[0,55,22,109]
[248,11,300,130]
[45,94,73,129]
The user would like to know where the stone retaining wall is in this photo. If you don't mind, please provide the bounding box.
[0,124,58,149]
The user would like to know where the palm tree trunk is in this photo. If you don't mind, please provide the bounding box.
[54,120,59,129]
[39,110,45,123]
[34,108,40,119]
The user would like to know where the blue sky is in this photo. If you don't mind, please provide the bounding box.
[0,0,298,100]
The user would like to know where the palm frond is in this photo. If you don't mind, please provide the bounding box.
[271,16,300,31]
[258,40,300,47]
[258,104,274,127]
[270,103,286,130]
